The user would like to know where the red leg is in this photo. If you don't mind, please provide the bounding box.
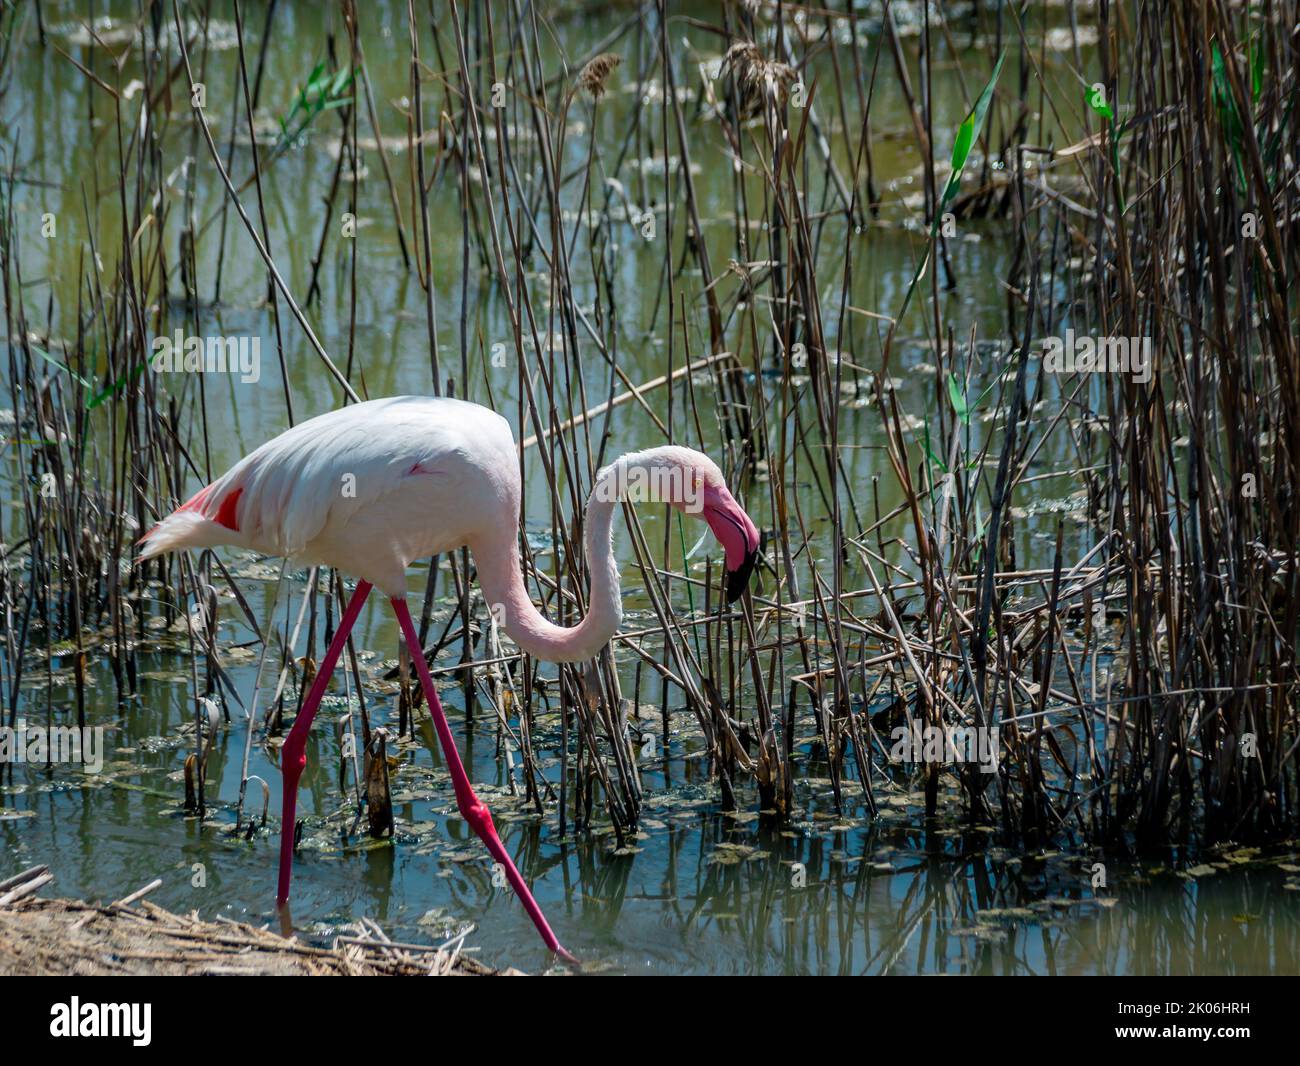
[391,597,576,963]
[277,580,372,907]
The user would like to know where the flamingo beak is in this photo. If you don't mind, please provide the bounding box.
[701,486,761,604]
[725,544,760,604]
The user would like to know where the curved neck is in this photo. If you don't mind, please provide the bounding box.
[473,487,622,664]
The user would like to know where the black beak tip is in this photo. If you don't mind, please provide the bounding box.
[725,547,760,604]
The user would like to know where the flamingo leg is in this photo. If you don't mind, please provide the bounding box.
[391,596,576,963]
[277,580,373,907]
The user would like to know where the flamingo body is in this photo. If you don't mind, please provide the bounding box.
[141,396,519,597]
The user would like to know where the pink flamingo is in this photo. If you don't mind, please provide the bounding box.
[138,395,760,962]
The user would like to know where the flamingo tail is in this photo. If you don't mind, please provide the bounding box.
[137,485,244,561]
[136,511,221,560]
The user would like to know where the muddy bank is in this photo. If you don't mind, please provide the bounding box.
[0,866,514,976]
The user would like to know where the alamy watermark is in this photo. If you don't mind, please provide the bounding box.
[889,718,999,773]
[151,329,261,383]
[593,464,704,513]
[50,998,151,1046]
[1041,328,1152,384]
[0,719,104,773]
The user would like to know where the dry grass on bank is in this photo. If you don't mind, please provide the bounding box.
[0,865,512,976]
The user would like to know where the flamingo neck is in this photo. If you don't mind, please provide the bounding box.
[476,486,622,664]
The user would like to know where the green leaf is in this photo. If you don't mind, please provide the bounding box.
[946,125,973,203]
[947,372,970,426]
[1084,84,1114,121]
[942,51,1006,210]
[921,421,947,476]
[330,67,354,97]
[30,344,92,389]
[1210,42,1247,192]
[1211,43,1228,99]
[87,361,147,409]
[896,51,1007,325]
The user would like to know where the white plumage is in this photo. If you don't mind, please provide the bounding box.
[140,396,520,597]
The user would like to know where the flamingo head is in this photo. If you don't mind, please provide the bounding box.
[598,446,761,603]
[701,476,762,603]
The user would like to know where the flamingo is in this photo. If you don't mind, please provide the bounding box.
[138,395,761,962]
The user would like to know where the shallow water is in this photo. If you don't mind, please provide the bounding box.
[6,669,1299,974]
[1,1,1297,974]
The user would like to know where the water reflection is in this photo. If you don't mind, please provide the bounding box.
[4,652,1299,975]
